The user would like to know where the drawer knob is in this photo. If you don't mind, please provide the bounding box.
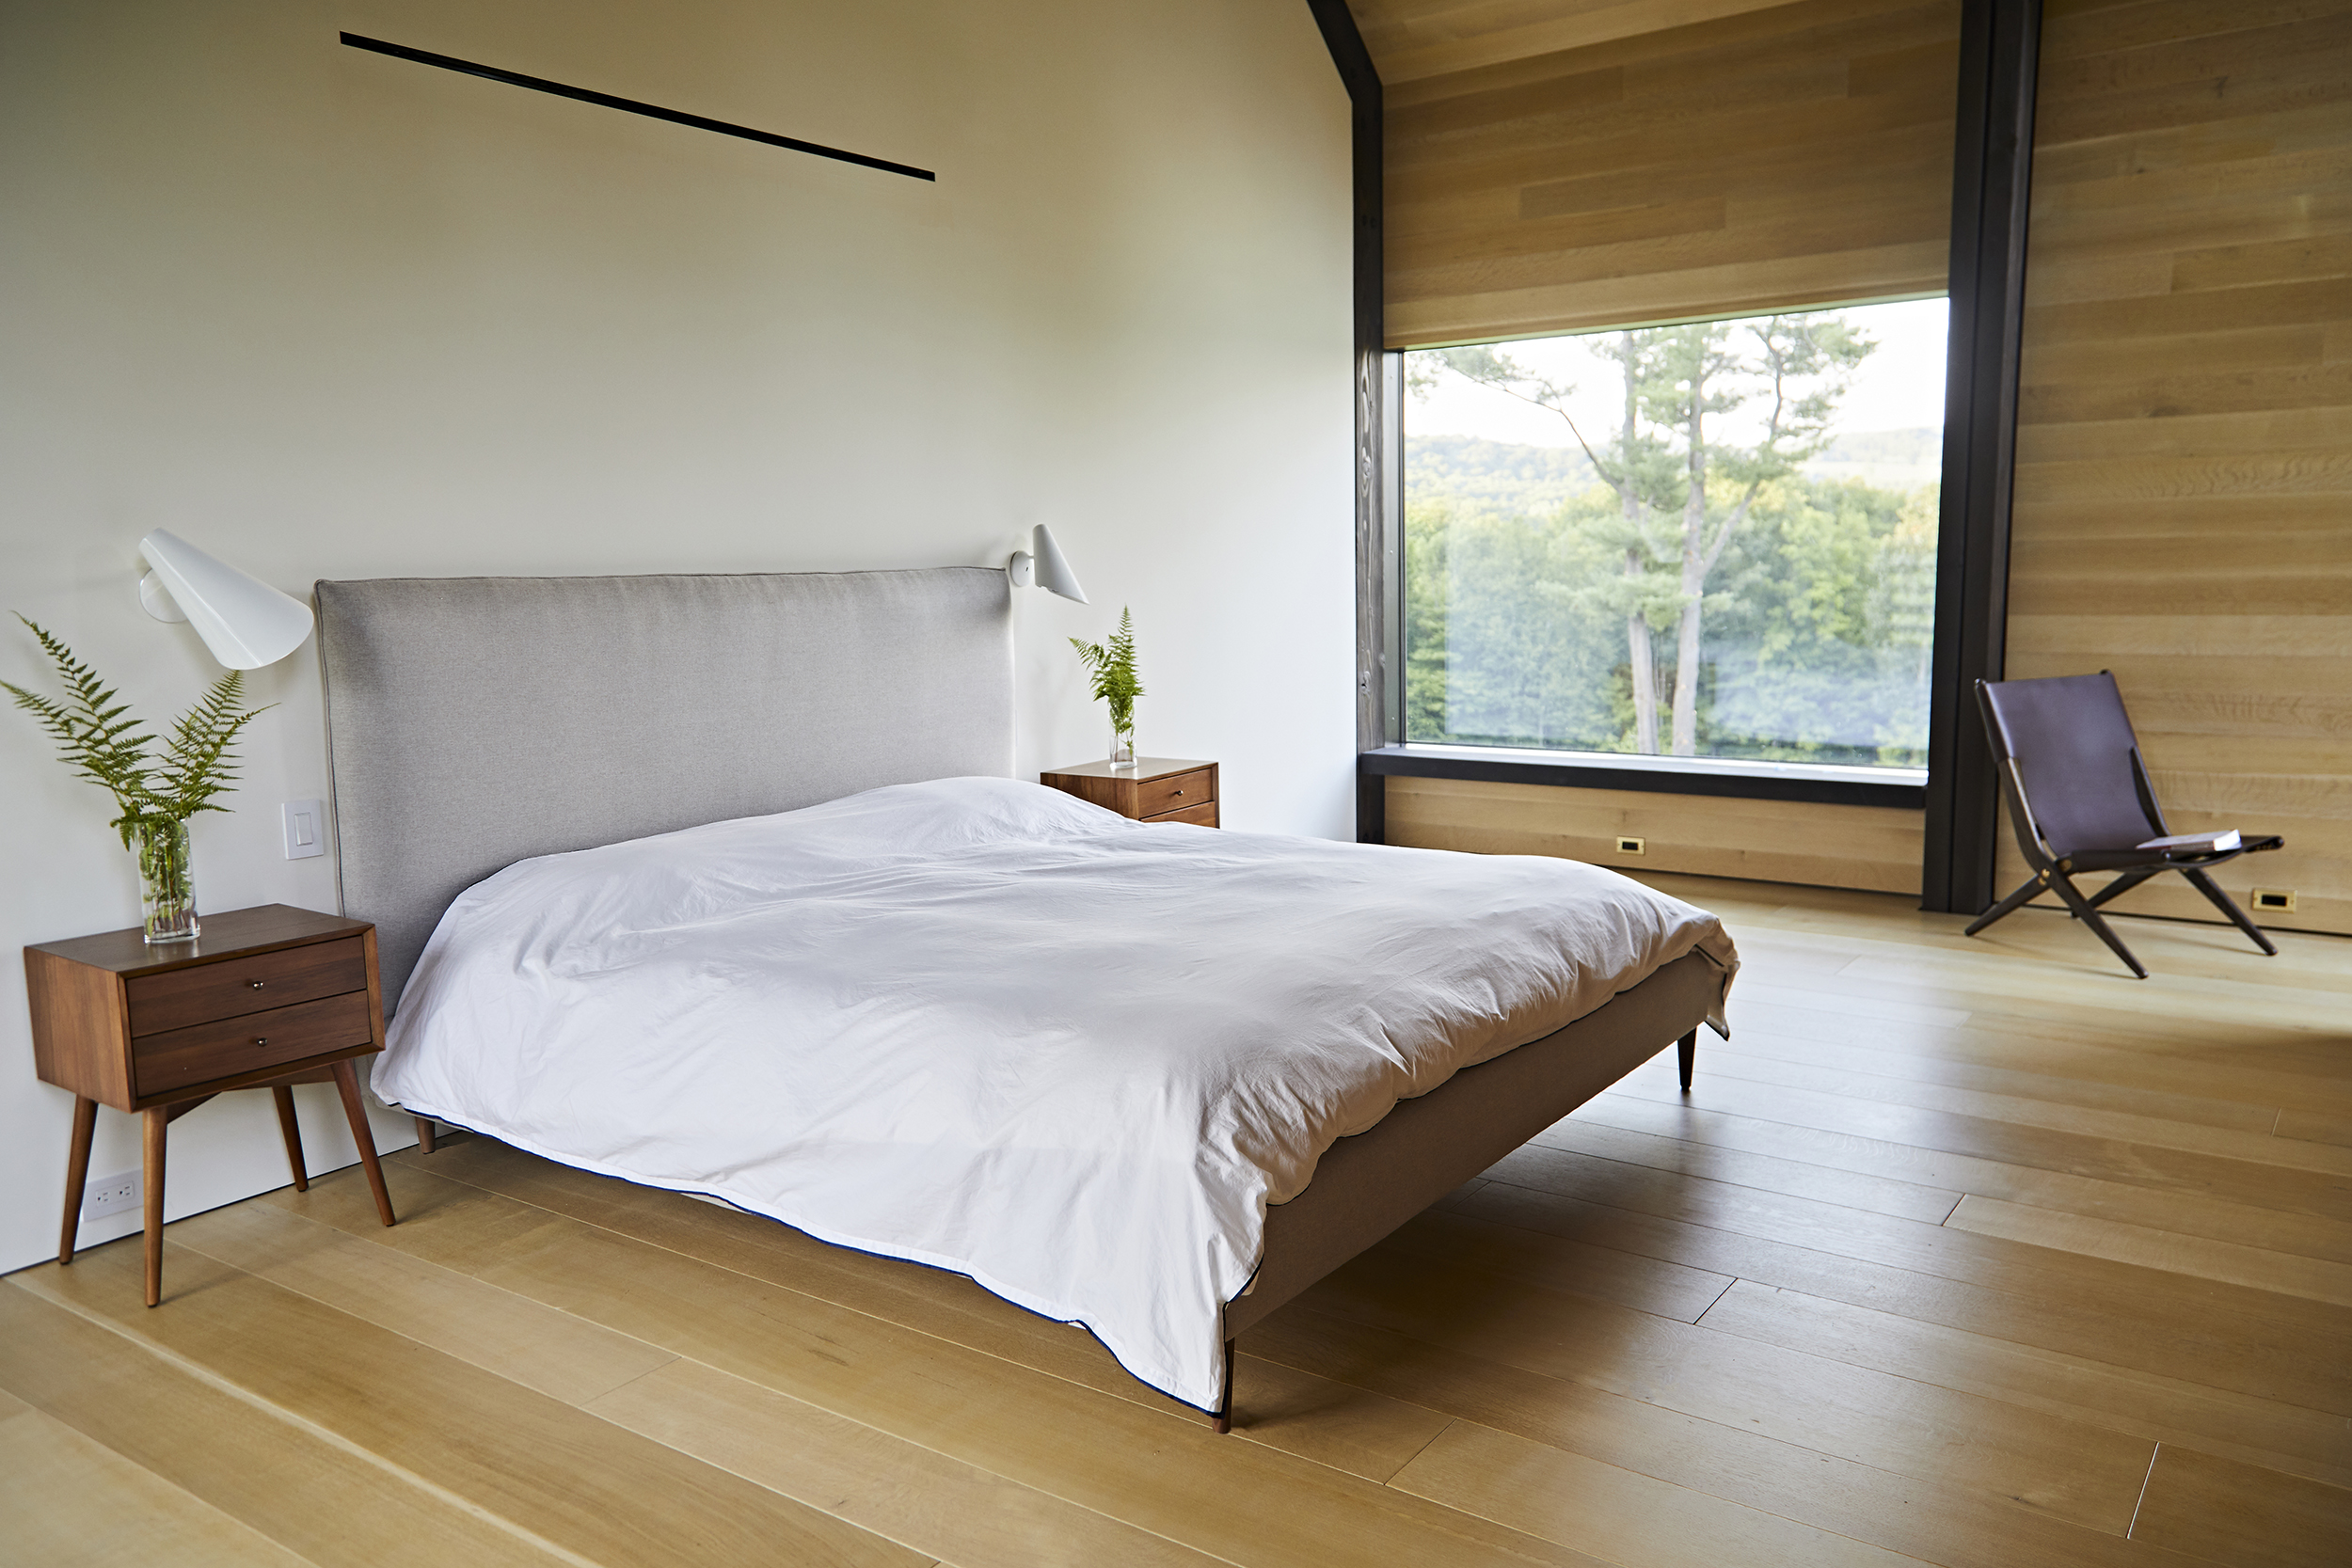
[253,1037,268,1047]
[250,979,266,989]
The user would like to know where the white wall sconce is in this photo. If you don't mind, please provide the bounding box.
[137,529,315,669]
[1006,524,1089,604]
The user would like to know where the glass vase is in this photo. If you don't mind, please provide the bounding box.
[1109,716,1136,770]
[135,817,199,943]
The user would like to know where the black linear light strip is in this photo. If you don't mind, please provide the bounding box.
[340,33,935,182]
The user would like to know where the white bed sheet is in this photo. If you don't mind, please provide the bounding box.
[376,776,1736,1409]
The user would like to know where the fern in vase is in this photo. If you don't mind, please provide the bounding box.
[4,615,268,942]
[1070,608,1145,768]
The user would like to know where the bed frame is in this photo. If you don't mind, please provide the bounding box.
[314,567,1717,1430]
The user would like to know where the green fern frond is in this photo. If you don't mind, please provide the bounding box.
[6,615,265,845]
[1069,607,1145,730]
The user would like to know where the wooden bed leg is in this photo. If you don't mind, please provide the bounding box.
[1677,1029,1697,1093]
[414,1115,437,1155]
[1213,1338,1235,1433]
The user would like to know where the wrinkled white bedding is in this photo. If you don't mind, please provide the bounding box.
[377,776,1736,1409]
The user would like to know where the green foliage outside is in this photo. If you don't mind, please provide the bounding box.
[1406,312,1937,768]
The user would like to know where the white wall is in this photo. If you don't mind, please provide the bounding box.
[0,0,1355,1273]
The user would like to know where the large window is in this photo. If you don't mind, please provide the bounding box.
[1403,298,1947,770]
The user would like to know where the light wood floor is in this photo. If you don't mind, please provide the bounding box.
[7,875,2349,1568]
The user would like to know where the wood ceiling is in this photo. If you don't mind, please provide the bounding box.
[1345,0,1809,84]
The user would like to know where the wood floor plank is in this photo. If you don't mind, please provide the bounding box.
[1390,1419,1945,1568]
[1594,1068,2352,1223]
[2130,1445,2352,1568]
[1720,984,2352,1121]
[364,1142,1463,1484]
[13,1244,932,1568]
[1456,1152,2352,1374]
[1435,1184,2352,1413]
[1527,1114,1964,1223]
[1250,1298,2197,1568]
[1696,1280,2352,1493]
[1837,951,2342,1047]
[2275,1108,2352,1148]
[588,1358,1233,1568]
[1945,1196,2352,1308]
[1635,1045,2352,1178]
[1564,1093,2352,1266]
[0,1279,577,1568]
[1729,994,2352,1123]
[1711,1015,2288,1134]
[283,1161,1615,1568]
[0,1399,318,1568]
[171,1198,680,1405]
[1296,1225,2158,1534]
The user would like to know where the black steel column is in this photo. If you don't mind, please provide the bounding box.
[1923,0,2042,913]
[1306,0,1388,843]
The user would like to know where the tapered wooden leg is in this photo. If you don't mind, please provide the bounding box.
[414,1115,437,1155]
[271,1085,309,1192]
[143,1106,167,1307]
[1677,1029,1697,1093]
[331,1060,397,1227]
[59,1096,98,1265]
[1213,1338,1236,1433]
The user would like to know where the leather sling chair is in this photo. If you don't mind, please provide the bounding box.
[1966,673,2283,978]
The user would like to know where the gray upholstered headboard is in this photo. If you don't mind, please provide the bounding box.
[315,568,1013,1012]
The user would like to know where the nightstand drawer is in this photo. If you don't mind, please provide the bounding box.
[1138,767,1214,818]
[126,936,368,1037]
[133,991,374,1096]
[1144,800,1218,827]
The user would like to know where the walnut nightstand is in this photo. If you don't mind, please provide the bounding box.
[1041,757,1218,826]
[25,904,399,1306]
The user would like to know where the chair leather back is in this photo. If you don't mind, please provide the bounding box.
[1978,673,2157,859]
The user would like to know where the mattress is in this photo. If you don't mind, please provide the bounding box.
[374,776,1737,1409]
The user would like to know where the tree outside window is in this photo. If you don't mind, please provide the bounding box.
[1403,298,1943,768]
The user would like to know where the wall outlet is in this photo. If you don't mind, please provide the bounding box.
[1616,836,1646,855]
[2250,888,2296,914]
[83,1169,140,1222]
[282,799,326,860]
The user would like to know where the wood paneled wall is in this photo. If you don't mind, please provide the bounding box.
[2002,0,2352,937]
[1384,775,1926,892]
[1379,0,1963,347]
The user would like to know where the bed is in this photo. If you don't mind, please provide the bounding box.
[314,566,1734,1426]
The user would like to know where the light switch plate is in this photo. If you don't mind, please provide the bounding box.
[282,799,326,860]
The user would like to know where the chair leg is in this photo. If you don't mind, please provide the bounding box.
[1964,874,2046,937]
[330,1060,398,1227]
[2181,868,2280,956]
[2084,868,2158,911]
[2045,873,2148,978]
[1677,1029,1696,1092]
[1213,1337,1236,1434]
[414,1115,437,1155]
[59,1096,98,1265]
[272,1085,309,1192]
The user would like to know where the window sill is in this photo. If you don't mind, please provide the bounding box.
[1359,744,1927,809]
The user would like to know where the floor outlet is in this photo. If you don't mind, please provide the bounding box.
[83,1169,141,1221]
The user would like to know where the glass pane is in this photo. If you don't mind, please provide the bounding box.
[1404,298,1946,768]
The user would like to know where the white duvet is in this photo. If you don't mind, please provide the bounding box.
[377,776,1736,1409]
